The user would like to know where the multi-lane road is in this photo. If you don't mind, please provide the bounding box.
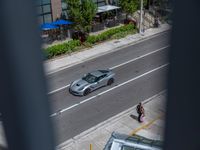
[46,31,170,145]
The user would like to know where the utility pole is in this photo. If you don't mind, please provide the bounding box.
[139,0,143,34]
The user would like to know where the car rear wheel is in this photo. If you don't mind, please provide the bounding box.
[83,88,91,96]
[107,78,114,85]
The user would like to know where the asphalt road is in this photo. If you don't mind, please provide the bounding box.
[46,31,170,145]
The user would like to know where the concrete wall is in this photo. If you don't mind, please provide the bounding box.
[51,0,62,21]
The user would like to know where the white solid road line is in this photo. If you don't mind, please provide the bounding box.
[50,63,169,117]
[110,45,169,70]
[48,45,170,95]
[48,84,70,95]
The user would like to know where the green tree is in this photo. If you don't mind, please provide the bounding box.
[119,0,139,18]
[81,0,97,33]
[65,0,82,30]
[119,0,148,18]
[65,0,97,33]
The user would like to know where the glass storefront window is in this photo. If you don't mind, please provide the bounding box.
[42,0,51,5]
[36,0,52,24]
[43,4,51,13]
[44,14,52,23]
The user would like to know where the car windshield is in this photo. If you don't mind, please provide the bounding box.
[82,73,98,83]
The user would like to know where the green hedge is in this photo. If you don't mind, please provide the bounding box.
[45,24,136,59]
[45,40,81,58]
[111,30,135,39]
[86,35,97,44]
[86,24,136,44]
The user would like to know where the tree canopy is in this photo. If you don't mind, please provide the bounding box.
[119,0,148,16]
[119,0,139,16]
[65,0,97,33]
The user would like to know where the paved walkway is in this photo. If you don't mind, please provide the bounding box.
[44,23,171,75]
[57,91,166,150]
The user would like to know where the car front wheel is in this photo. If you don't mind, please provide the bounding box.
[107,78,114,85]
[83,88,91,96]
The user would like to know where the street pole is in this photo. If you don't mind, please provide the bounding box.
[139,0,143,34]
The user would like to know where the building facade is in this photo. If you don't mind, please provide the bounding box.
[104,132,163,150]
[36,0,53,24]
[36,0,119,24]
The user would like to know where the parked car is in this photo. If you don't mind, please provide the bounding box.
[69,70,115,96]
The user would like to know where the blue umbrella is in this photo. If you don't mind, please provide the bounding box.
[41,23,59,30]
[52,19,73,25]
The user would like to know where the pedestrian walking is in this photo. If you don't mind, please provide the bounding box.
[136,102,145,123]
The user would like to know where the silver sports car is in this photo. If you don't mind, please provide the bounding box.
[69,70,115,96]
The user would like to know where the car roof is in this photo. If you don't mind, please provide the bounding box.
[90,70,104,77]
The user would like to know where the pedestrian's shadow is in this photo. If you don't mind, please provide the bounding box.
[130,114,138,120]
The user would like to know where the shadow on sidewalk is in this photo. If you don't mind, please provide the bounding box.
[130,114,138,120]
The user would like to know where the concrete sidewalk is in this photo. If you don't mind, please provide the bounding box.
[44,24,171,75]
[57,91,166,150]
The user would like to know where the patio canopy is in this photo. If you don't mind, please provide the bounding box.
[41,23,59,30]
[97,5,120,13]
[52,19,73,25]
